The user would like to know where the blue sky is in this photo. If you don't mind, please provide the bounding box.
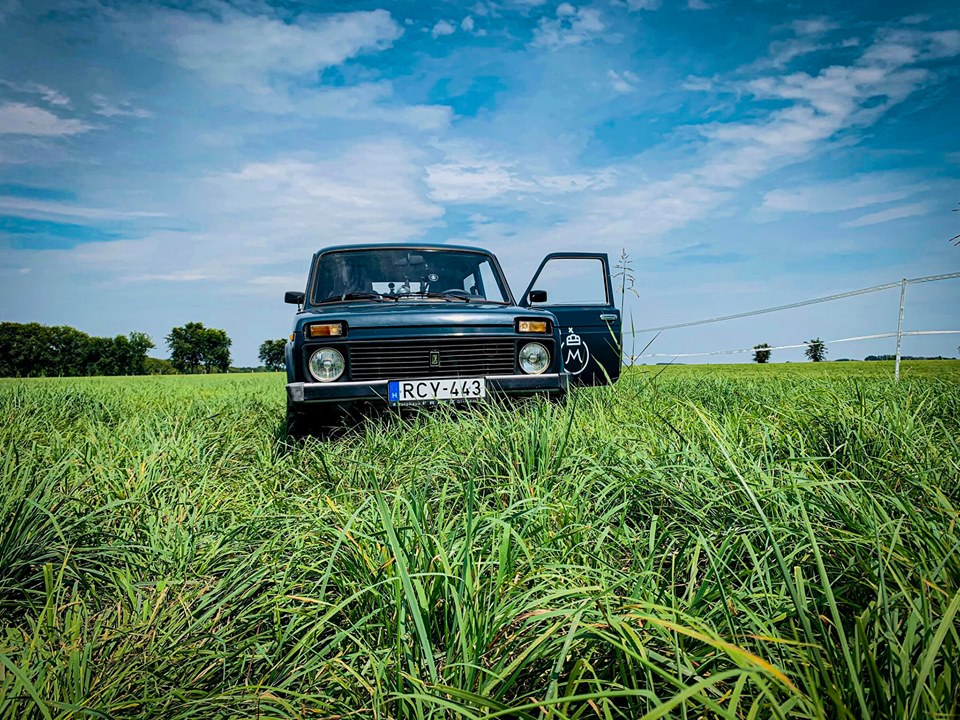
[1,0,958,365]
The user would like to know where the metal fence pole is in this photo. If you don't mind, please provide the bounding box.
[894,278,907,382]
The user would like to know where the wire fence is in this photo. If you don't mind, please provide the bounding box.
[627,271,960,380]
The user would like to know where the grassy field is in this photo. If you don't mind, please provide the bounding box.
[1,361,959,718]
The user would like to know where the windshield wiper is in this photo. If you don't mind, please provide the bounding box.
[393,291,470,302]
[316,292,388,304]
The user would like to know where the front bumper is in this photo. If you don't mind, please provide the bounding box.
[287,373,570,405]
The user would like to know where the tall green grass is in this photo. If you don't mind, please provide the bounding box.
[1,362,958,718]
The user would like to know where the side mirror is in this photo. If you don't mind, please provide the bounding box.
[528,289,547,303]
[285,290,305,305]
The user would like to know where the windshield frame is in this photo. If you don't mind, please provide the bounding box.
[307,246,515,307]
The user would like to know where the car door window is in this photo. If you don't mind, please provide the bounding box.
[529,257,609,305]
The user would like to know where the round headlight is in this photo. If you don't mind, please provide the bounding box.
[308,347,345,382]
[519,342,550,375]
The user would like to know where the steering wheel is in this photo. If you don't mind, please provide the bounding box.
[441,288,471,298]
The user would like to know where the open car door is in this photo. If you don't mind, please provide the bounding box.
[520,252,622,386]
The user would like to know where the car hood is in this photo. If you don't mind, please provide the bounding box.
[295,302,546,332]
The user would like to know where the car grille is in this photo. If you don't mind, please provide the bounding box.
[349,338,518,381]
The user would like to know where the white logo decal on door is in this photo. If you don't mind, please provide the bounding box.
[561,327,590,375]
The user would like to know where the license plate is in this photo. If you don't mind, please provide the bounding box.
[388,378,486,404]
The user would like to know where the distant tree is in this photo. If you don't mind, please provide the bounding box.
[87,336,120,376]
[0,322,154,377]
[201,327,232,373]
[89,332,155,376]
[144,357,176,375]
[805,338,827,362]
[124,332,155,375]
[42,325,87,375]
[258,339,287,371]
[167,323,205,373]
[752,343,772,364]
[166,322,232,373]
[0,323,49,376]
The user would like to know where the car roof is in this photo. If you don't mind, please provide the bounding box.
[313,243,494,257]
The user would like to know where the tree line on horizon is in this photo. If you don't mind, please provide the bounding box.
[3,322,952,377]
[0,321,239,378]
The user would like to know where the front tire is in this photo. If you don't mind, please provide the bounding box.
[286,399,349,441]
[286,399,312,441]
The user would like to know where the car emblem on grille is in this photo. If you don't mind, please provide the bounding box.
[429,350,440,367]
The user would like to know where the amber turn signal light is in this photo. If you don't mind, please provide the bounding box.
[306,322,345,338]
[517,319,549,334]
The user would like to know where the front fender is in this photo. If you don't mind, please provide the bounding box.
[285,339,297,383]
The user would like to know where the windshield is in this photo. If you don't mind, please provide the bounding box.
[311,248,511,305]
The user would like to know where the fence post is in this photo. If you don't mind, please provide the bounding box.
[894,278,907,382]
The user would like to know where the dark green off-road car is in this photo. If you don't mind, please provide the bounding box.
[283,244,621,436]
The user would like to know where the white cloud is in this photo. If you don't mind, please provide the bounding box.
[0,197,166,221]
[426,158,531,202]
[764,38,826,68]
[687,0,710,10]
[35,85,70,108]
[458,15,486,36]
[0,80,71,107]
[247,274,304,287]
[625,0,661,11]
[744,65,929,122]
[90,94,152,119]
[760,175,930,215]
[0,102,92,136]
[608,69,639,94]
[681,76,714,92]
[126,271,213,283]
[145,141,440,284]
[158,8,402,93]
[531,4,605,49]
[791,18,839,36]
[5,140,444,296]
[425,150,614,202]
[512,26,960,259]
[201,142,442,251]
[859,28,960,67]
[268,82,450,130]
[120,7,450,128]
[929,30,960,56]
[431,19,456,37]
[755,19,845,69]
[843,202,931,227]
